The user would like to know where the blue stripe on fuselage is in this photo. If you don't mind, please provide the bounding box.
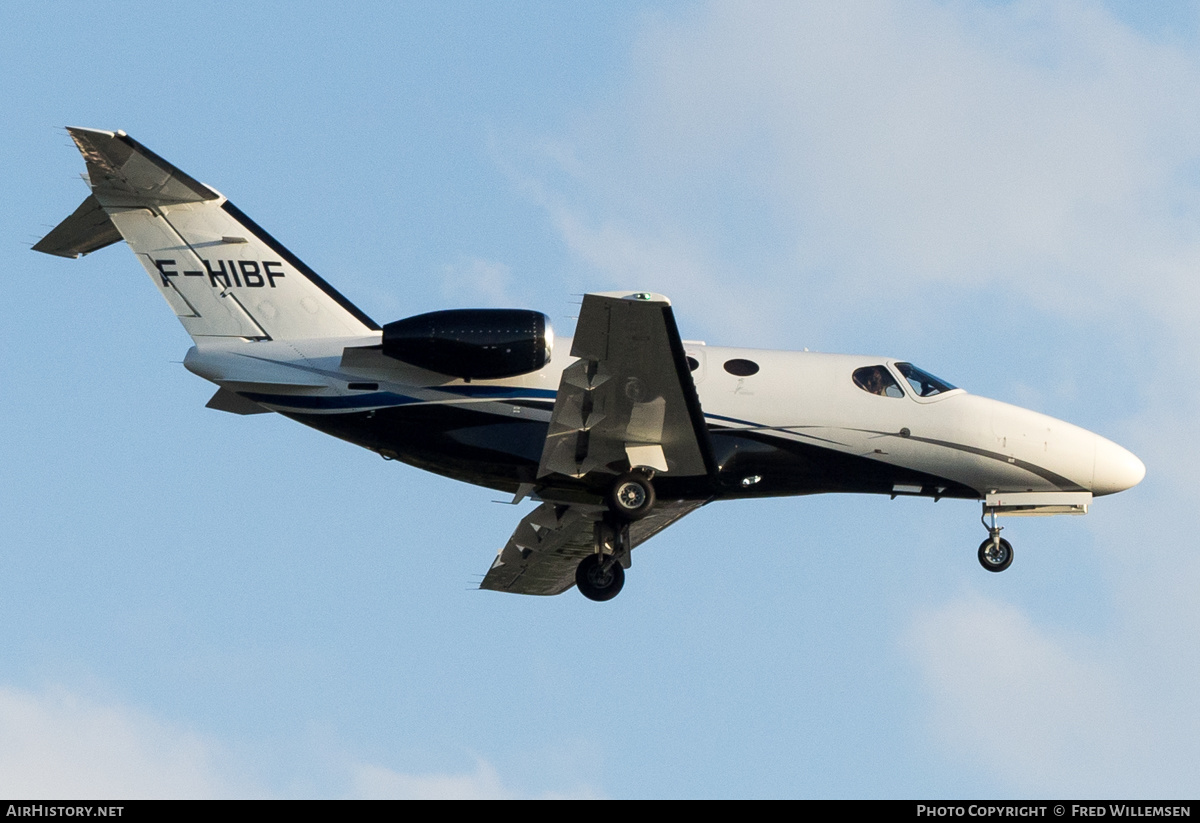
[239,391,420,410]
[242,386,782,430]
[437,386,557,400]
[239,385,558,412]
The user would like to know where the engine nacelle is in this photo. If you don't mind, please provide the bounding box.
[381,309,553,380]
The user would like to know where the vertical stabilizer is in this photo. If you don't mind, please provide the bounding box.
[35,128,379,341]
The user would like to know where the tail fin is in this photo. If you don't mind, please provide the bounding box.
[35,127,379,341]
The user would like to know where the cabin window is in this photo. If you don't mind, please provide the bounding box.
[852,366,904,398]
[895,363,955,397]
[723,358,760,376]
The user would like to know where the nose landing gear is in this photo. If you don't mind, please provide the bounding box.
[978,506,1013,572]
[978,536,1014,572]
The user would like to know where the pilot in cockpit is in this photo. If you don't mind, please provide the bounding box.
[853,365,904,398]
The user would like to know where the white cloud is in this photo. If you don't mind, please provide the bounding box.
[349,759,513,799]
[906,594,1137,795]
[0,683,601,799]
[518,0,1200,338]
[348,758,601,800]
[0,685,258,799]
[906,587,1200,797]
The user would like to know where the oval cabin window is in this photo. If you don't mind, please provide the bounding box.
[723,358,760,377]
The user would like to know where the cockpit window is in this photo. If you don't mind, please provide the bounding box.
[895,362,956,397]
[853,365,904,398]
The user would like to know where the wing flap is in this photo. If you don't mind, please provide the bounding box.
[481,503,599,595]
[480,499,705,596]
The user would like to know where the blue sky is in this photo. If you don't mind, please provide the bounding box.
[2,0,1198,798]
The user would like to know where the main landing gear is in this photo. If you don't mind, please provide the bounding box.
[575,470,657,602]
[575,552,625,601]
[607,471,656,521]
[978,506,1013,572]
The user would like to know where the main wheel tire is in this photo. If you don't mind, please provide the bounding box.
[608,472,656,521]
[978,537,1014,572]
[575,554,625,601]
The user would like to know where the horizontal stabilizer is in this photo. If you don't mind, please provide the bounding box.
[32,194,122,258]
[205,387,270,415]
[65,127,219,207]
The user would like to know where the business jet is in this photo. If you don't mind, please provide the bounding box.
[35,128,1145,601]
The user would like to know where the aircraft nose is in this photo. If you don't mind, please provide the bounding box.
[1092,436,1146,496]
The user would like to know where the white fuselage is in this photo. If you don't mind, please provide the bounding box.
[183,334,1145,502]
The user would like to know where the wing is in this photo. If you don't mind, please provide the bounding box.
[537,291,715,480]
[480,499,705,595]
[483,291,715,596]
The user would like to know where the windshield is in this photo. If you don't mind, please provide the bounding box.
[894,363,956,397]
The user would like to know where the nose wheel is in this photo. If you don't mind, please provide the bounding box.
[978,536,1013,572]
[978,506,1013,572]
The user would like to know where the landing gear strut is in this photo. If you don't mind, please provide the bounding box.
[576,517,630,601]
[978,506,1013,572]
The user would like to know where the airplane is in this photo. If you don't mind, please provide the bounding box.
[34,127,1146,601]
